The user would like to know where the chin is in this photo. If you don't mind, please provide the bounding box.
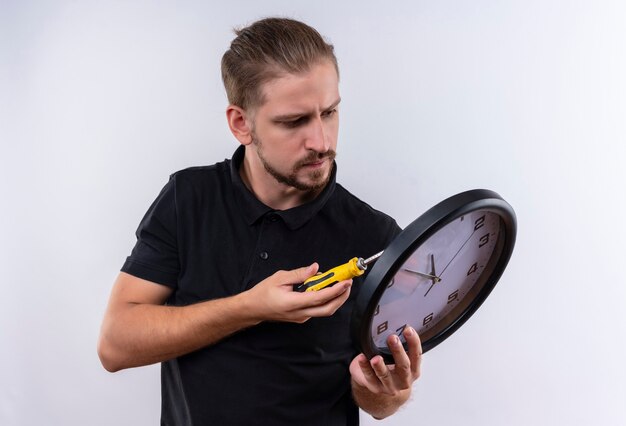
[301,172,331,192]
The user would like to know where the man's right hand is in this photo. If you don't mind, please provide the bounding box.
[98,264,351,372]
[244,263,352,324]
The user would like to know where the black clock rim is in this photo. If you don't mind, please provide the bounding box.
[350,189,517,363]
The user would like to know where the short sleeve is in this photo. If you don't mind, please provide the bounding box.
[121,177,179,288]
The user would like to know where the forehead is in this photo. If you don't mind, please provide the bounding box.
[256,61,340,115]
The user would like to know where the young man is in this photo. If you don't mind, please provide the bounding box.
[98,18,422,425]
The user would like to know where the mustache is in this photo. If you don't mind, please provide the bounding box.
[295,150,337,169]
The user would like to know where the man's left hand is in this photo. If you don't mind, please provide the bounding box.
[349,326,422,418]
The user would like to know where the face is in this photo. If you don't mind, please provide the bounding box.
[247,61,340,193]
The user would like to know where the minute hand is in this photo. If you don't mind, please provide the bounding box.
[438,229,476,277]
[403,268,441,282]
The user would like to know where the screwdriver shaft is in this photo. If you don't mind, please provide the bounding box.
[362,250,384,266]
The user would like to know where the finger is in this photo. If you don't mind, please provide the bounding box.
[369,355,396,395]
[311,279,352,303]
[280,263,319,285]
[298,279,352,306]
[357,354,384,393]
[403,327,423,378]
[387,333,412,387]
[298,282,352,316]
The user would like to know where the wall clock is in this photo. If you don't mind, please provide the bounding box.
[351,189,516,362]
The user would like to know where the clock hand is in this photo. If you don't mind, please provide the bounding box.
[438,229,475,277]
[402,267,441,282]
[423,253,439,297]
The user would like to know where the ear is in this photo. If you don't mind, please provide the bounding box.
[226,105,254,146]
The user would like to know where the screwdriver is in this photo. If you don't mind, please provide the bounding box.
[294,251,384,292]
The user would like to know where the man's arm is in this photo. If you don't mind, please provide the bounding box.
[350,327,422,419]
[97,264,352,372]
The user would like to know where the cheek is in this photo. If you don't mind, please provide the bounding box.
[270,136,301,161]
[325,121,339,144]
[260,128,294,153]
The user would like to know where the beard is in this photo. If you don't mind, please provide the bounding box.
[252,132,336,192]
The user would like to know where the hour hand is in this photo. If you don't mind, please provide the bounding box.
[423,254,442,297]
[429,253,436,277]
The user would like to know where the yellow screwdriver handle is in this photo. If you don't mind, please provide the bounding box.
[295,257,365,292]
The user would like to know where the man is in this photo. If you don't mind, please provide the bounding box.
[98,17,422,425]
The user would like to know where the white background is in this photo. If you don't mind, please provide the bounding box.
[2,1,625,425]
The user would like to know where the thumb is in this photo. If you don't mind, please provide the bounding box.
[289,263,319,284]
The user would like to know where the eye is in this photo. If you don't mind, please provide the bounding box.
[322,109,337,118]
[282,117,308,128]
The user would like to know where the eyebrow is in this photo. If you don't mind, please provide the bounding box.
[272,97,342,122]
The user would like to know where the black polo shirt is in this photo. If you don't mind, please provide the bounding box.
[122,146,400,426]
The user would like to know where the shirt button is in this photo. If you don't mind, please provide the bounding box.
[267,214,278,222]
[259,251,269,260]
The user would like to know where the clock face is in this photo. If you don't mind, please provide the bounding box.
[370,210,501,349]
[351,189,516,362]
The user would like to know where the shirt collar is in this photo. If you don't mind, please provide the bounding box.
[229,145,337,230]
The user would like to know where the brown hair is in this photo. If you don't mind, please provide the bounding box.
[221,17,339,111]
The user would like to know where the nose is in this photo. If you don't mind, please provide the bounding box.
[304,116,329,153]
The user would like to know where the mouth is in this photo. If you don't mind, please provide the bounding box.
[303,159,327,169]
[298,153,335,170]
